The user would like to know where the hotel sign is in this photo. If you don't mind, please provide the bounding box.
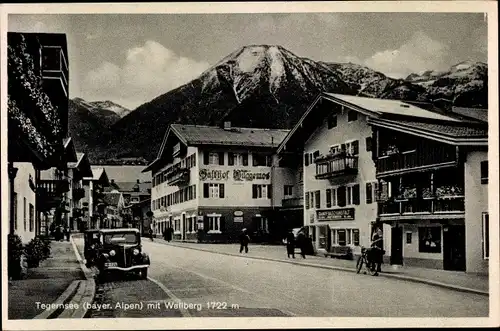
[199,169,230,181]
[233,169,270,181]
[317,208,355,221]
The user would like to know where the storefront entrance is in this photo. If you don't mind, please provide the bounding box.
[443,225,466,271]
[390,226,403,265]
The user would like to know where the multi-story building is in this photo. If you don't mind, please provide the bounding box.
[105,179,151,228]
[7,32,70,243]
[68,152,93,230]
[368,108,489,273]
[81,167,110,230]
[102,190,125,228]
[142,123,289,243]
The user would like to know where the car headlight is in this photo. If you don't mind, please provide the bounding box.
[133,249,139,255]
[109,250,116,256]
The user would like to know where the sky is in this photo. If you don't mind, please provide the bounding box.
[8,12,488,110]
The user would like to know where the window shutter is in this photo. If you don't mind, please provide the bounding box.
[326,189,331,208]
[228,152,234,166]
[243,153,248,166]
[304,154,309,166]
[353,184,360,205]
[220,216,226,232]
[252,185,257,199]
[203,152,209,165]
[218,152,224,165]
[203,216,209,233]
[219,184,225,198]
[193,154,196,167]
[340,144,346,152]
[267,185,272,199]
[253,155,258,166]
[366,137,373,152]
[315,190,320,209]
[203,183,209,198]
[353,140,359,155]
[366,183,373,204]
[337,186,346,207]
[305,192,310,209]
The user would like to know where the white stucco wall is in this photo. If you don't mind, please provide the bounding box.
[13,162,37,243]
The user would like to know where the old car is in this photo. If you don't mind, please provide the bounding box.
[83,229,101,268]
[96,228,150,281]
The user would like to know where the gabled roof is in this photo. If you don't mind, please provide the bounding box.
[451,107,488,123]
[84,166,110,185]
[367,117,488,146]
[143,124,289,173]
[63,137,78,163]
[103,166,152,183]
[105,181,151,193]
[68,152,93,177]
[277,92,473,154]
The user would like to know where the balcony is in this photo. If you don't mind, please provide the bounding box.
[282,197,303,208]
[41,46,68,97]
[72,187,85,201]
[379,196,464,218]
[37,179,69,211]
[315,152,358,180]
[167,168,190,185]
[376,144,457,176]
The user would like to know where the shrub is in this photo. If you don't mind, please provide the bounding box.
[24,237,47,268]
[36,235,52,259]
[8,234,24,279]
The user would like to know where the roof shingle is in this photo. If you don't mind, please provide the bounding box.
[374,118,487,138]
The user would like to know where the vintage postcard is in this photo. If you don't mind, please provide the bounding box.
[1,1,498,330]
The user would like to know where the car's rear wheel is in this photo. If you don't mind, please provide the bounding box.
[141,268,148,279]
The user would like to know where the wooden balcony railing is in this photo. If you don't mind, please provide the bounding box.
[315,153,358,179]
[379,197,464,216]
[167,168,190,185]
[376,145,457,175]
[282,197,303,208]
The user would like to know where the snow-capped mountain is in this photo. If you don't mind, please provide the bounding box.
[89,100,131,118]
[70,45,487,164]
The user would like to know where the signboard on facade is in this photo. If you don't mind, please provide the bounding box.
[317,208,355,221]
[234,211,243,216]
[233,170,270,181]
[199,169,230,181]
[234,216,243,222]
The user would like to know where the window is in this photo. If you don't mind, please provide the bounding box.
[406,232,412,244]
[482,212,489,259]
[253,184,271,199]
[305,192,310,209]
[347,109,358,122]
[345,140,359,155]
[346,186,352,205]
[313,150,320,160]
[331,188,337,207]
[418,227,441,253]
[208,215,221,233]
[366,182,373,204]
[337,186,346,207]
[353,229,360,246]
[326,189,331,208]
[29,203,34,232]
[209,152,220,165]
[284,185,293,197]
[304,153,310,166]
[203,183,225,198]
[330,145,341,154]
[315,190,320,209]
[337,229,346,246]
[327,114,338,129]
[366,137,373,152]
[228,152,245,166]
[346,229,352,245]
[260,218,269,232]
[13,192,18,231]
[481,161,488,184]
[23,197,27,231]
[253,154,271,167]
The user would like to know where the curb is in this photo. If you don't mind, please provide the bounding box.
[33,280,82,319]
[161,241,489,297]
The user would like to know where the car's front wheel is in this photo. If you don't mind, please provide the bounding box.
[141,268,148,279]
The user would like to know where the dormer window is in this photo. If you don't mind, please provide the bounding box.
[173,142,181,157]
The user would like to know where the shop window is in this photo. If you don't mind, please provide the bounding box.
[337,229,346,246]
[418,227,441,253]
[353,229,360,246]
[482,212,489,259]
[208,215,221,233]
[480,161,488,184]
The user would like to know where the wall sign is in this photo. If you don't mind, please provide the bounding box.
[233,169,270,181]
[317,208,355,221]
[234,216,243,222]
[199,169,230,181]
[234,211,243,217]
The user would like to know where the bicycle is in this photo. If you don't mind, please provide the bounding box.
[356,246,379,276]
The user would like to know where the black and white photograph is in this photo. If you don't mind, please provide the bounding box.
[1,1,498,330]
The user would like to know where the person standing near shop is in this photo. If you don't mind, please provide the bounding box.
[239,228,250,254]
[286,229,295,258]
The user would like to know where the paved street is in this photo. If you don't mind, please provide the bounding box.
[76,238,488,318]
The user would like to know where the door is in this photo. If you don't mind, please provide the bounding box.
[390,226,404,265]
[443,225,466,271]
[182,214,187,240]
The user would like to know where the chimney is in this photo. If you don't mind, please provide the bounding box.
[136,179,140,183]
[223,121,231,129]
[110,179,115,185]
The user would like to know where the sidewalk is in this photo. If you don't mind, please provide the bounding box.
[156,239,489,296]
[8,240,85,319]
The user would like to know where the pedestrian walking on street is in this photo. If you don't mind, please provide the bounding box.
[149,228,154,242]
[286,230,295,258]
[296,230,307,259]
[239,228,250,254]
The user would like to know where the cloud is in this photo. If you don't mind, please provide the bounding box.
[363,31,449,78]
[84,40,210,109]
[32,21,48,32]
